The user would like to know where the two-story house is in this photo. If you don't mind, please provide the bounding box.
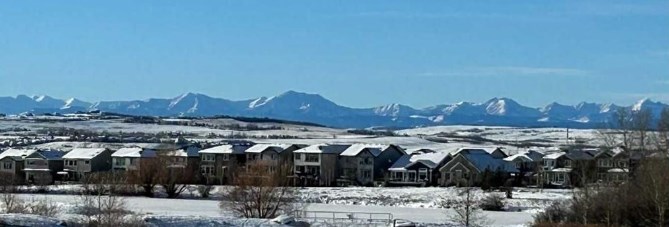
[338,144,405,186]
[62,148,113,181]
[111,147,157,171]
[293,144,350,187]
[587,147,629,184]
[539,151,574,187]
[0,148,37,184]
[23,150,65,185]
[504,149,545,186]
[244,144,304,175]
[439,148,518,187]
[388,149,450,186]
[199,143,252,184]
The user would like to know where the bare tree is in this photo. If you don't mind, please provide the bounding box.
[448,187,489,227]
[614,108,634,149]
[127,156,165,197]
[657,108,669,153]
[220,162,299,218]
[73,172,144,227]
[633,108,653,154]
[635,158,669,227]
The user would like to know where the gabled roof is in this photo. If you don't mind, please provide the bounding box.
[199,144,251,154]
[544,152,566,160]
[293,144,350,154]
[0,148,38,161]
[245,144,293,154]
[63,148,108,160]
[389,151,450,171]
[164,146,200,157]
[459,151,518,173]
[30,150,65,161]
[112,147,157,158]
[504,149,545,162]
[566,150,594,160]
[340,144,393,157]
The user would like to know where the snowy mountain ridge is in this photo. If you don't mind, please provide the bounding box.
[0,91,666,129]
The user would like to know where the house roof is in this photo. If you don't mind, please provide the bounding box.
[460,151,518,173]
[245,144,292,154]
[503,154,532,162]
[0,148,37,161]
[63,148,107,160]
[112,147,157,158]
[340,144,392,157]
[31,150,65,160]
[551,168,573,173]
[293,144,350,154]
[544,152,566,160]
[389,151,450,171]
[504,149,545,162]
[199,144,250,154]
[163,146,200,157]
[566,150,594,160]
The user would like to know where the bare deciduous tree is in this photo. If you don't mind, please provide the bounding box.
[220,162,300,219]
[448,187,489,227]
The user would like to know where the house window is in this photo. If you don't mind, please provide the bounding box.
[557,173,565,183]
[66,160,77,166]
[598,159,612,168]
[84,160,90,165]
[543,160,554,168]
[200,166,215,176]
[306,166,320,175]
[362,170,372,179]
[129,158,135,165]
[2,161,12,170]
[305,154,319,162]
[294,153,302,161]
[114,158,126,166]
[359,157,372,165]
[564,160,572,168]
[418,168,429,180]
[202,154,215,162]
[222,154,229,161]
[408,171,416,182]
[617,160,628,168]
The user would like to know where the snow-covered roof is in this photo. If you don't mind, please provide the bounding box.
[30,150,65,161]
[293,144,350,154]
[63,148,107,160]
[0,148,37,161]
[607,168,629,173]
[112,147,157,158]
[550,168,572,173]
[504,154,532,162]
[340,144,392,157]
[389,151,450,171]
[165,146,200,157]
[199,144,250,154]
[245,144,292,154]
[544,152,566,160]
[461,151,518,173]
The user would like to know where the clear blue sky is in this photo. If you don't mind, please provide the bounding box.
[1,0,668,108]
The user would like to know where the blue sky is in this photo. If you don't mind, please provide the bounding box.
[1,0,668,108]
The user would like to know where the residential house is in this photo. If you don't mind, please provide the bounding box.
[504,149,545,185]
[439,148,518,186]
[388,149,450,186]
[23,150,65,184]
[199,143,253,184]
[0,148,37,183]
[293,144,350,186]
[587,147,629,184]
[62,148,113,181]
[245,144,304,174]
[539,151,574,187]
[338,144,405,186]
[111,147,157,171]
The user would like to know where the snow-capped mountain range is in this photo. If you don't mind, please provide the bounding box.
[0,91,667,129]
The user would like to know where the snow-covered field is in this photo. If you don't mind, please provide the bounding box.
[6,186,570,226]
